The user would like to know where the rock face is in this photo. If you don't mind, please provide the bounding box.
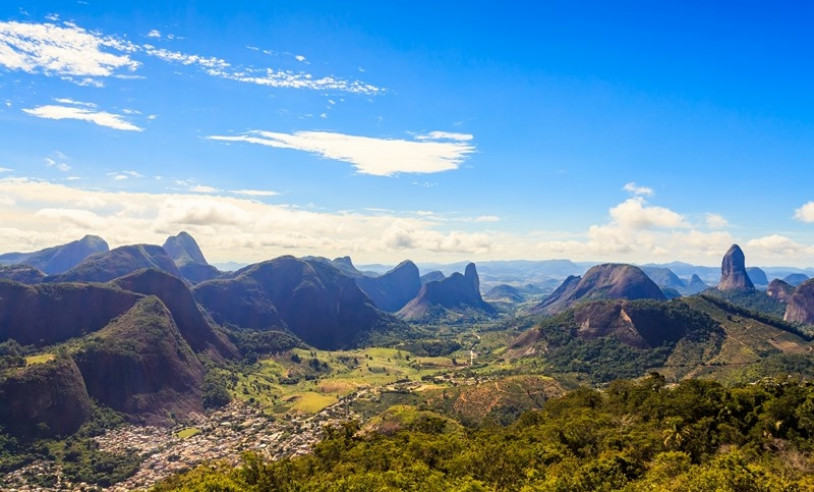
[51,244,181,283]
[397,263,495,321]
[74,297,205,424]
[484,284,524,303]
[0,355,93,438]
[0,235,109,275]
[163,232,221,284]
[746,267,769,286]
[111,269,237,360]
[784,279,814,324]
[718,244,755,291]
[532,264,666,315]
[767,279,795,304]
[355,260,421,312]
[0,280,142,346]
[194,256,402,349]
[783,273,809,287]
[685,274,708,295]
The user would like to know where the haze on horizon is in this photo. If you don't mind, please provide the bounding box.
[3,2,814,267]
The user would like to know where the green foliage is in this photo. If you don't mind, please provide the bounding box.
[399,339,462,357]
[701,291,792,330]
[60,436,141,487]
[152,376,814,491]
[224,328,305,356]
[0,339,31,371]
[203,369,235,408]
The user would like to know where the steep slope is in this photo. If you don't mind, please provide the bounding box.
[484,284,525,303]
[52,244,181,283]
[73,296,204,423]
[397,263,495,322]
[718,244,754,291]
[354,260,421,312]
[193,256,405,349]
[0,280,142,346]
[111,269,237,360]
[0,235,109,275]
[163,232,221,284]
[532,264,665,315]
[767,279,794,304]
[784,279,814,324]
[0,355,92,438]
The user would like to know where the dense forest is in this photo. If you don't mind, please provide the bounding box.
[154,374,814,491]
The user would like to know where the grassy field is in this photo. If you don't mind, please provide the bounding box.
[175,427,201,439]
[25,353,55,366]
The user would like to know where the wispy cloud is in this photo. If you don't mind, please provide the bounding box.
[23,103,143,131]
[207,68,381,94]
[623,182,654,197]
[0,167,12,173]
[705,213,729,229]
[45,157,71,172]
[415,131,474,142]
[207,130,475,176]
[233,189,278,197]
[794,201,814,223]
[0,21,139,83]
[147,29,161,38]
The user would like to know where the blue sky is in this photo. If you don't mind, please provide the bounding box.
[3,1,814,266]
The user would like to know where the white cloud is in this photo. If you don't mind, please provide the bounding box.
[295,55,306,62]
[0,178,492,263]
[623,182,654,197]
[143,46,230,70]
[147,29,161,38]
[45,157,71,172]
[232,189,278,197]
[705,213,729,229]
[209,67,382,94]
[0,21,139,80]
[108,170,144,180]
[0,167,11,173]
[54,98,95,107]
[207,130,476,176]
[609,197,687,230]
[23,104,142,131]
[190,185,218,193]
[746,235,810,258]
[794,202,814,222]
[415,131,474,142]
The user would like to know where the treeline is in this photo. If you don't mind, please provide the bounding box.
[153,374,814,491]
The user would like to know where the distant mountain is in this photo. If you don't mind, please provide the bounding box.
[641,266,686,292]
[51,244,181,283]
[783,273,809,287]
[163,232,221,284]
[532,264,666,315]
[354,260,421,312]
[74,296,205,424]
[0,264,45,284]
[784,279,814,324]
[718,244,754,291]
[484,284,525,303]
[0,235,109,275]
[193,256,405,349]
[767,279,794,304]
[746,267,769,286]
[685,274,708,295]
[420,271,445,284]
[111,269,237,360]
[397,263,496,322]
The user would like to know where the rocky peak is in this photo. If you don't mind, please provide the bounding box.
[718,244,754,291]
[464,263,480,294]
[784,279,814,324]
[163,231,208,266]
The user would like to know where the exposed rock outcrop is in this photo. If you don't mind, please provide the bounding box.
[0,264,45,284]
[685,274,708,295]
[397,263,495,321]
[642,267,686,292]
[767,279,794,304]
[718,244,754,291]
[532,264,665,315]
[74,297,205,424]
[355,260,421,312]
[783,273,809,287]
[746,267,768,286]
[0,355,92,438]
[163,232,221,284]
[420,271,446,284]
[784,279,814,324]
[0,280,142,346]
